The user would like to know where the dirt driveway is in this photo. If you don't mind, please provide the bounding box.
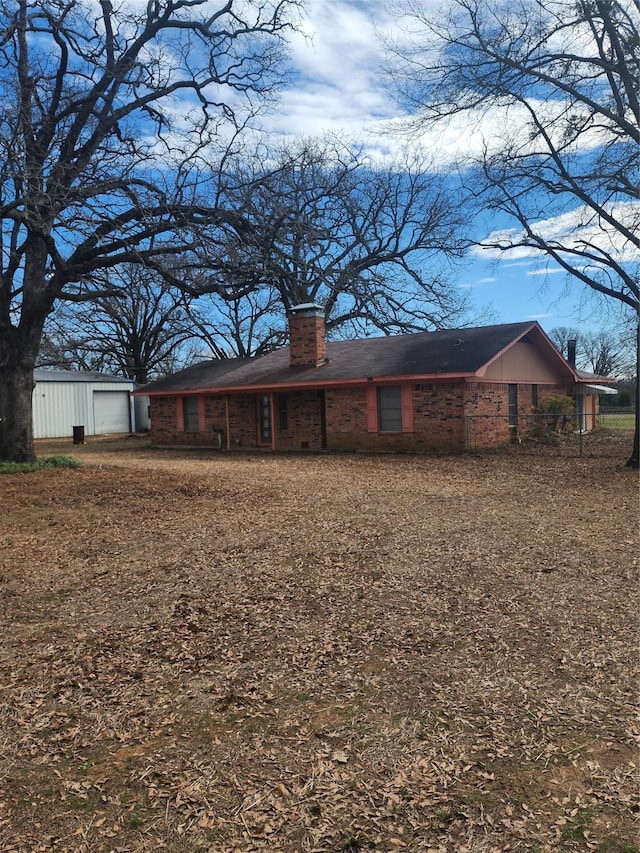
[1,438,638,852]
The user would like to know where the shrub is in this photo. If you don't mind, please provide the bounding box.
[539,394,575,432]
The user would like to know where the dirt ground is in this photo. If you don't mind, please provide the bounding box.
[0,436,638,852]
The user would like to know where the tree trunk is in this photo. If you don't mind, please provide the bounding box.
[0,355,38,463]
[0,234,53,462]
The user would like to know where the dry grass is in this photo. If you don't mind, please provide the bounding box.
[0,436,638,852]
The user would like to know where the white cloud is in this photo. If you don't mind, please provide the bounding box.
[476,203,640,264]
[262,2,398,142]
[263,1,629,169]
[526,268,566,277]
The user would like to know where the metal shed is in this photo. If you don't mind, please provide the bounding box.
[33,370,136,439]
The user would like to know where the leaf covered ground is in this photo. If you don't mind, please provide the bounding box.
[0,436,638,852]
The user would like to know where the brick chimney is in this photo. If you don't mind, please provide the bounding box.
[288,303,327,367]
[567,338,577,367]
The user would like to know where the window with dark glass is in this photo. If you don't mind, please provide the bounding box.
[259,395,272,444]
[183,397,199,432]
[378,386,402,432]
[278,393,289,431]
[508,384,518,427]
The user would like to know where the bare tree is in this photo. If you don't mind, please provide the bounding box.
[549,325,635,376]
[196,137,479,337]
[386,0,640,466]
[39,266,202,383]
[189,290,287,358]
[0,0,299,461]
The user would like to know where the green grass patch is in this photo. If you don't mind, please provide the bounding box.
[0,455,82,474]
[599,414,636,430]
[561,805,598,842]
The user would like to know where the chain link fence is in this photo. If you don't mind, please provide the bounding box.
[465,409,636,458]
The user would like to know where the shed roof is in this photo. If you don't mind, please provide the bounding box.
[34,369,134,385]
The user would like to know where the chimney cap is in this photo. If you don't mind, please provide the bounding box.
[288,302,324,316]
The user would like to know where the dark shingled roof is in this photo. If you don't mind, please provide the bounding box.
[140,322,545,395]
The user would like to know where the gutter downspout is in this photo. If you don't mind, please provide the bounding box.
[225,395,231,450]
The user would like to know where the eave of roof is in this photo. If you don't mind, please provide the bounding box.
[141,370,475,396]
[574,369,617,385]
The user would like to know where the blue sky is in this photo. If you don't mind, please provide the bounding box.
[252,0,635,336]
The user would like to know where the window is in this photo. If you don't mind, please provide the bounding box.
[278,393,289,431]
[378,386,403,432]
[183,397,199,432]
[508,384,518,427]
[531,384,538,408]
[367,384,413,434]
[258,395,272,444]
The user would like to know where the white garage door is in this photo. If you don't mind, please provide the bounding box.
[93,391,131,434]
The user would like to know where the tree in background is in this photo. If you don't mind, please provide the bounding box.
[196,137,480,337]
[549,325,636,378]
[38,267,203,383]
[386,0,640,466]
[188,290,287,359]
[0,0,299,461]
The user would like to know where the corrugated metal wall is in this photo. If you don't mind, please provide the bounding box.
[32,378,135,439]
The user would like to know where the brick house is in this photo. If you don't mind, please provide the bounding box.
[138,305,608,452]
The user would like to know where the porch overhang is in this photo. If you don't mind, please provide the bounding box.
[583,384,618,395]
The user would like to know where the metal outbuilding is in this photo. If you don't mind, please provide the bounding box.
[33,369,136,439]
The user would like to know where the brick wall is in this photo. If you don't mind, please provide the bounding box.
[149,391,325,450]
[149,396,180,443]
[275,391,324,450]
[463,382,512,447]
[324,383,467,452]
[148,379,575,453]
[149,395,229,446]
[227,394,258,447]
[464,381,570,448]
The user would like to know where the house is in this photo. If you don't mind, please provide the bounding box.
[33,369,137,439]
[137,305,610,453]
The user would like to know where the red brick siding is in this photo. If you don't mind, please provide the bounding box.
[148,379,576,452]
[412,383,466,450]
[149,396,180,443]
[463,383,512,447]
[324,383,467,452]
[275,391,324,450]
[149,395,228,446]
[463,382,570,447]
[227,394,259,447]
